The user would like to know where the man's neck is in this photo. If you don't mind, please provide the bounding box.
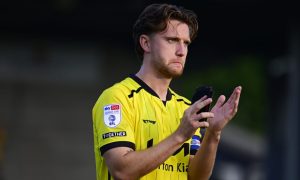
[136,67,172,101]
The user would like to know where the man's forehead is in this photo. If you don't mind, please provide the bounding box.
[161,20,190,38]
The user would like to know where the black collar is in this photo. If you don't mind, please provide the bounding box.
[130,74,173,101]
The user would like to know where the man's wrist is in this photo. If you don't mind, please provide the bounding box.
[172,130,188,144]
[205,129,221,142]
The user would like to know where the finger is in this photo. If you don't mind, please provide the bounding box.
[195,112,214,121]
[233,86,242,112]
[215,95,226,108]
[191,98,213,114]
[197,95,208,102]
[193,95,208,105]
[226,87,242,116]
[227,89,236,104]
[196,121,209,128]
[235,86,242,104]
[228,86,242,104]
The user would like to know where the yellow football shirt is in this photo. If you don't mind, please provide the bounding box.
[92,75,202,180]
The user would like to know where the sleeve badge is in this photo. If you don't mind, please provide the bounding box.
[103,104,121,128]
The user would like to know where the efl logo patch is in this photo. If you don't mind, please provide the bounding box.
[103,104,121,128]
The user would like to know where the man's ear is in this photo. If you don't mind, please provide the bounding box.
[139,35,151,53]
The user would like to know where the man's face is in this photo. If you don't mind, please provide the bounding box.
[148,19,191,78]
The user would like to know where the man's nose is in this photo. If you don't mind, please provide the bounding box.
[175,42,187,57]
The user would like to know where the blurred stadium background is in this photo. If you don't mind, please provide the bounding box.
[0,0,299,180]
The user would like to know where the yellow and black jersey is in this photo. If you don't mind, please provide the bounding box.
[92,74,202,180]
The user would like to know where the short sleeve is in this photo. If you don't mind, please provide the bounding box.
[92,87,135,156]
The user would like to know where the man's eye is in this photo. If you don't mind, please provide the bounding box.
[167,39,176,43]
[184,41,190,47]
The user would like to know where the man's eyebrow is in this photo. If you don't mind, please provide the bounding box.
[165,36,191,43]
[165,36,180,40]
[171,37,191,46]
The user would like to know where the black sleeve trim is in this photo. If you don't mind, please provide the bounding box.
[100,141,136,156]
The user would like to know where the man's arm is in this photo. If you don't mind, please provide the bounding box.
[188,86,242,180]
[104,132,186,180]
[103,97,214,180]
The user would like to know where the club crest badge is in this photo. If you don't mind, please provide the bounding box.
[103,104,121,128]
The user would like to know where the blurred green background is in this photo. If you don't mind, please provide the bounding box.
[179,56,267,135]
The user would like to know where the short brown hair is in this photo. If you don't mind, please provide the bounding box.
[133,3,198,60]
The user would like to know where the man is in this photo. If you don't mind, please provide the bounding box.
[92,3,242,180]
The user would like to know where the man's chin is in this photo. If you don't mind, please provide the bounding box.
[168,70,184,78]
[159,67,184,78]
[172,73,183,78]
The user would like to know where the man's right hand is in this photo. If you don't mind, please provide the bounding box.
[175,96,214,143]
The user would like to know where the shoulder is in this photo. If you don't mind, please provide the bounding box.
[93,77,139,111]
[101,77,140,99]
